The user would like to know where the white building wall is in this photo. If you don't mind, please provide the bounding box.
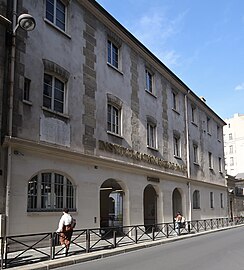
[224,113,244,176]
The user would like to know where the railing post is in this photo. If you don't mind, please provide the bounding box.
[211,219,213,230]
[187,221,191,234]
[135,226,138,244]
[51,233,55,260]
[197,220,199,232]
[166,224,169,238]
[0,237,3,270]
[152,227,155,241]
[86,229,90,253]
[113,230,117,248]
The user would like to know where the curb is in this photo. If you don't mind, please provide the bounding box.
[8,224,244,270]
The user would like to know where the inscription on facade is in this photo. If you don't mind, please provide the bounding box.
[98,140,187,173]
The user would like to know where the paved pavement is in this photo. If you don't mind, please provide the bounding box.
[4,224,243,270]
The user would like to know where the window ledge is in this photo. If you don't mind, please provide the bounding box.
[145,89,157,98]
[207,132,212,136]
[218,139,222,143]
[147,145,158,151]
[174,155,182,160]
[172,108,180,115]
[193,162,199,166]
[42,106,70,119]
[23,100,33,106]
[44,18,71,39]
[107,62,123,75]
[107,131,124,139]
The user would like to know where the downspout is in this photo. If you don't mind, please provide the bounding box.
[184,91,192,222]
[5,0,17,236]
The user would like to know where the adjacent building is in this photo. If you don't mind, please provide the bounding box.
[0,0,227,236]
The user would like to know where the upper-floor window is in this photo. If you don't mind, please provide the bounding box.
[191,106,197,124]
[230,157,234,166]
[147,121,157,149]
[193,190,200,209]
[218,157,222,172]
[27,171,76,212]
[207,117,211,134]
[107,103,120,135]
[193,143,199,164]
[43,73,65,114]
[172,91,179,112]
[229,133,233,140]
[217,125,221,141]
[208,152,213,169]
[210,192,214,208]
[107,40,119,69]
[46,0,66,31]
[229,145,233,154]
[23,78,31,101]
[145,69,153,94]
[173,133,181,158]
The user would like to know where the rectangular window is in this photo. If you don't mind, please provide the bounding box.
[218,157,222,172]
[210,192,214,208]
[230,157,234,166]
[46,0,66,31]
[191,106,197,123]
[41,173,52,209]
[173,134,181,157]
[43,73,65,113]
[217,125,221,141]
[207,117,211,134]
[24,78,31,101]
[172,92,178,111]
[107,40,119,68]
[147,122,156,148]
[54,174,64,209]
[220,193,224,208]
[193,190,200,209]
[229,145,233,154]
[145,69,153,93]
[208,152,212,169]
[107,104,120,135]
[229,133,233,140]
[193,144,198,164]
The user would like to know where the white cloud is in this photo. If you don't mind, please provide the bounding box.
[235,83,244,91]
[127,7,188,68]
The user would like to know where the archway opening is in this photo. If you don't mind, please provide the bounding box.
[172,188,182,220]
[100,179,123,229]
[143,184,157,229]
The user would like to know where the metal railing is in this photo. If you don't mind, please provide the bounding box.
[0,217,243,269]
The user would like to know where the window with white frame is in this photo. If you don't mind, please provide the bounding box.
[107,103,120,135]
[229,133,233,140]
[230,157,234,166]
[210,191,214,208]
[218,157,222,172]
[173,133,181,157]
[193,143,198,164]
[147,121,157,149]
[208,152,213,169]
[43,73,65,114]
[107,40,119,69]
[193,190,200,209]
[27,172,76,212]
[46,0,66,31]
[145,69,153,94]
[229,145,233,154]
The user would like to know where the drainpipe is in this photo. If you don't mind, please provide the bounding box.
[184,91,192,222]
[5,0,17,236]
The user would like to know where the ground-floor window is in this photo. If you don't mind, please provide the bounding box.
[27,171,76,212]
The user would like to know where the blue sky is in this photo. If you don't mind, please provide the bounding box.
[96,0,244,120]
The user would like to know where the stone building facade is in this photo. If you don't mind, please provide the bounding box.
[0,0,227,236]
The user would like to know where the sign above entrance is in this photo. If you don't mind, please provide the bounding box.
[98,140,187,174]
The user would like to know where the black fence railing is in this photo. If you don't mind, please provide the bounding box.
[0,217,243,269]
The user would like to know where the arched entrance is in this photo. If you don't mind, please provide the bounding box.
[172,188,182,219]
[143,184,157,228]
[100,179,123,229]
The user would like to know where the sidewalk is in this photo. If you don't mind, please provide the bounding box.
[8,224,244,270]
